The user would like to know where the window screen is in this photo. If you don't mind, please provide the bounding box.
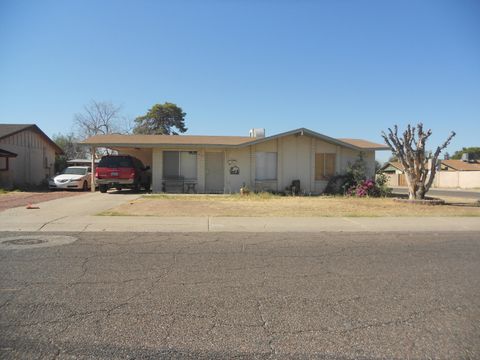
[255,152,277,180]
[163,151,197,179]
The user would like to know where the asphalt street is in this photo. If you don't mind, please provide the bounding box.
[1,231,479,359]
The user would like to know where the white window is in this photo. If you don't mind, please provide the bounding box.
[163,151,197,179]
[255,152,277,180]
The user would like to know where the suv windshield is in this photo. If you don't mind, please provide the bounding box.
[98,156,134,168]
[62,168,87,175]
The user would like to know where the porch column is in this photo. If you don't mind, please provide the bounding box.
[90,146,96,192]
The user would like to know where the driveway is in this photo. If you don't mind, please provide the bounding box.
[0,191,85,212]
[1,231,479,359]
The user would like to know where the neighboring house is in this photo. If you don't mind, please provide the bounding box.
[83,128,388,194]
[380,161,407,187]
[380,159,480,189]
[0,124,63,189]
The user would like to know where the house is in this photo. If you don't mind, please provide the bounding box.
[380,159,480,189]
[0,124,63,189]
[82,128,389,194]
[380,161,407,187]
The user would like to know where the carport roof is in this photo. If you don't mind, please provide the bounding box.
[82,134,256,147]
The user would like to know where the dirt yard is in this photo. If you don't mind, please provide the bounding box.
[0,191,85,212]
[99,194,480,217]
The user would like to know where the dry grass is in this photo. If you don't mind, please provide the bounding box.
[99,193,480,217]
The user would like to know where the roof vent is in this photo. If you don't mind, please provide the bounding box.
[249,128,265,138]
[461,153,476,163]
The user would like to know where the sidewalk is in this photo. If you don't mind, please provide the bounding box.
[1,193,479,232]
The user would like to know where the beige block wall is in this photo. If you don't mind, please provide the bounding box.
[0,130,56,187]
[434,171,480,189]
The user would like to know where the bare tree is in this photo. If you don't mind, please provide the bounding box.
[381,123,455,200]
[74,100,125,139]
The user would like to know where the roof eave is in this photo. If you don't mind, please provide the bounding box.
[80,142,250,149]
[237,128,385,151]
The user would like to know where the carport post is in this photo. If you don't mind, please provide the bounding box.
[91,146,96,192]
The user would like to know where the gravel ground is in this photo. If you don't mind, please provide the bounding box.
[0,191,86,212]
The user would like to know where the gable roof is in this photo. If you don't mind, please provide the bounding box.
[0,124,63,154]
[81,128,389,151]
[381,161,405,172]
[338,138,390,150]
[441,159,480,171]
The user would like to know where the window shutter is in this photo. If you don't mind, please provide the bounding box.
[315,153,325,180]
[325,154,336,178]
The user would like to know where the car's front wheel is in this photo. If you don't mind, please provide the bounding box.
[99,184,108,193]
[82,181,88,191]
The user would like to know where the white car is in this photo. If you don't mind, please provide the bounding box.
[49,166,92,191]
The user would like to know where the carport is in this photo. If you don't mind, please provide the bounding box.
[81,138,153,192]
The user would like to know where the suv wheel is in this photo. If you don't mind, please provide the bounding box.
[132,183,140,193]
[143,182,151,192]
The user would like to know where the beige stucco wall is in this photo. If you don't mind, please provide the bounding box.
[384,173,399,187]
[0,129,56,188]
[225,147,251,193]
[434,171,480,189]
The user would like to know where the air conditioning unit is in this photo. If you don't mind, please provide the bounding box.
[249,128,265,138]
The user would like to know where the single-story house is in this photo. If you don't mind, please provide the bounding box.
[82,128,388,194]
[379,161,407,187]
[380,159,480,189]
[0,124,63,189]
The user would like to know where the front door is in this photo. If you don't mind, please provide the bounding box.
[205,152,224,193]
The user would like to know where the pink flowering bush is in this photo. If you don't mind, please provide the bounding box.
[346,174,391,197]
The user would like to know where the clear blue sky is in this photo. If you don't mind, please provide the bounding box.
[1,0,479,162]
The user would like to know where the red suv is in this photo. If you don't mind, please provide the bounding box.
[95,155,152,193]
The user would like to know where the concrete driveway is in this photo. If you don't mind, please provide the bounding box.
[1,231,479,359]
